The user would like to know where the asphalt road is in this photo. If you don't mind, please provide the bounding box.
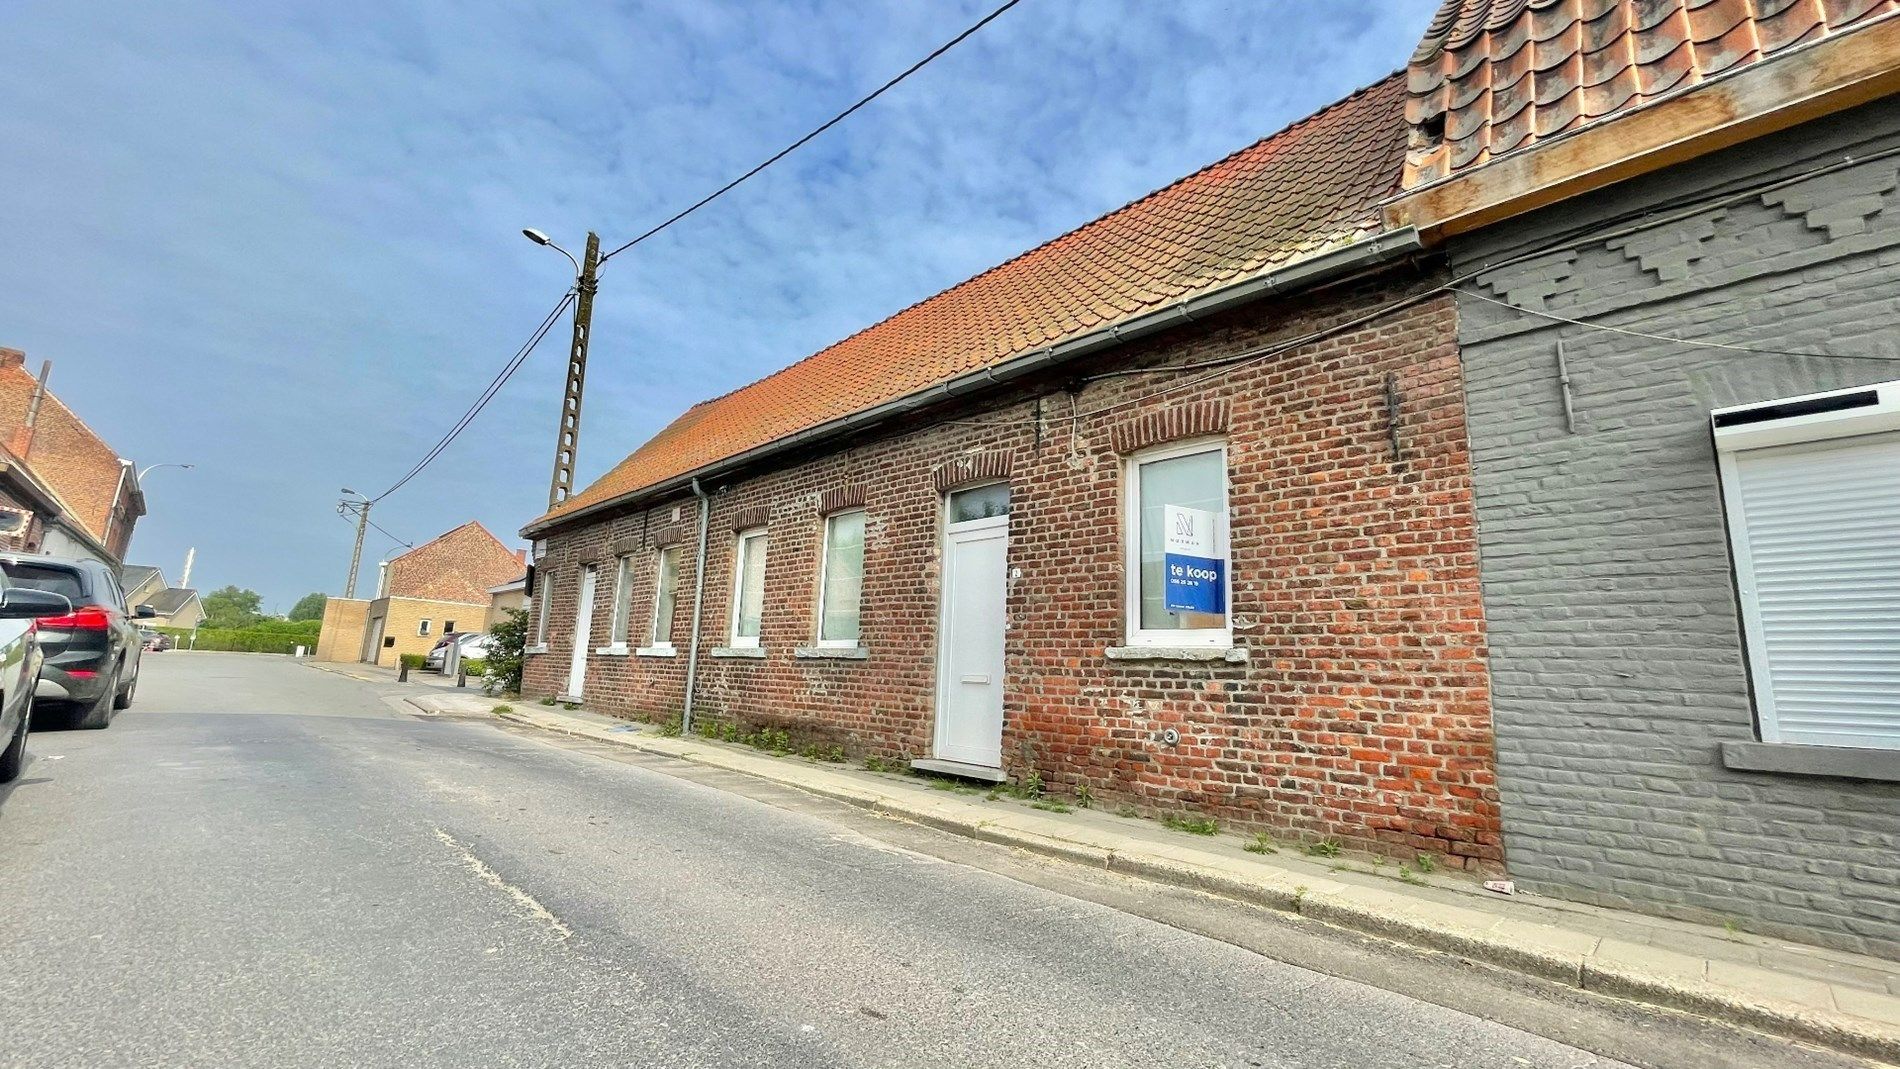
[0,654,1840,1068]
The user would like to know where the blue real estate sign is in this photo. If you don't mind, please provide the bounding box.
[1162,504,1225,615]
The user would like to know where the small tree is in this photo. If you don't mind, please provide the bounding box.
[202,585,265,629]
[288,592,328,622]
[483,607,529,697]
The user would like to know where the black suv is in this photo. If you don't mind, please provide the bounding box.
[0,554,150,728]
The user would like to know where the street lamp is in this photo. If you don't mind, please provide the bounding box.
[138,462,195,481]
[338,487,372,599]
[523,226,602,510]
[522,228,581,277]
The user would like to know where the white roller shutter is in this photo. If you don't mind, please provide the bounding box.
[1723,430,1900,750]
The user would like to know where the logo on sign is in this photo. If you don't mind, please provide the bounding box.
[1162,504,1224,615]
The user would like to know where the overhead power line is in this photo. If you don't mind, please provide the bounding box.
[598,0,1027,264]
[368,289,577,503]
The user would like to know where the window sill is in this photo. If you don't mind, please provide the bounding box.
[524,645,549,656]
[1720,741,1900,783]
[594,644,631,657]
[635,646,677,658]
[795,645,869,660]
[1105,645,1249,664]
[710,646,766,659]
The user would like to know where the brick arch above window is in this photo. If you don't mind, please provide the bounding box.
[932,449,1014,494]
[1109,399,1230,455]
[819,485,867,515]
[729,506,770,532]
[652,523,688,548]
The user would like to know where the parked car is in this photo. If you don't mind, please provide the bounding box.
[0,577,81,782]
[425,631,492,672]
[139,628,173,652]
[0,553,151,729]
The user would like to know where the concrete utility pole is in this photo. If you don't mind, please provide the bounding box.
[546,231,599,510]
[339,490,371,598]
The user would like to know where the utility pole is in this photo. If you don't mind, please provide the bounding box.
[548,231,599,510]
[339,492,371,598]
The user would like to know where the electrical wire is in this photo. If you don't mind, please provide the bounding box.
[367,290,576,503]
[597,0,1026,265]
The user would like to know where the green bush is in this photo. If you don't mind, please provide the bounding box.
[458,658,487,676]
[154,625,320,655]
[482,608,528,696]
[399,653,426,670]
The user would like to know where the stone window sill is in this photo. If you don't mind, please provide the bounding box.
[524,645,549,656]
[795,645,869,660]
[1105,645,1249,664]
[711,646,766,659]
[1720,741,1900,783]
[594,644,631,657]
[635,646,677,658]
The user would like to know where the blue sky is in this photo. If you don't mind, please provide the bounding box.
[0,0,1437,612]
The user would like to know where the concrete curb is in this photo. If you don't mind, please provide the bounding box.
[490,706,1900,1064]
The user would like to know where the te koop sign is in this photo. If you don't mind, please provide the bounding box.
[1162,504,1225,615]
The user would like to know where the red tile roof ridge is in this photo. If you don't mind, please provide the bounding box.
[391,519,509,564]
[679,71,1406,415]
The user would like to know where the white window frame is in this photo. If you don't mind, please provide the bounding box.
[1713,379,1900,749]
[607,554,635,648]
[417,618,431,637]
[1122,438,1231,648]
[531,574,552,650]
[816,509,866,648]
[650,545,681,650]
[729,527,768,648]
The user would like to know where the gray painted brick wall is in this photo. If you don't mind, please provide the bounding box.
[1454,98,1900,957]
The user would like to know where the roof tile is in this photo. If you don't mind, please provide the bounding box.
[1403,0,1900,186]
[537,74,1411,527]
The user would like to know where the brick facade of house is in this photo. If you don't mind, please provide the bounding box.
[526,273,1502,866]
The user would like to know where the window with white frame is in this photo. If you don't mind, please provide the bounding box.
[417,619,432,637]
[817,509,865,646]
[1714,381,1900,751]
[608,554,635,646]
[651,545,681,648]
[730,528,768,647]
[533,575,552,647]
[1124,440,1230,646]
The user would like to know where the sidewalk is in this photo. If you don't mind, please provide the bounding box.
[397,683,1900,1063]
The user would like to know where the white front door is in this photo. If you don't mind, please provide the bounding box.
[935,507,1009,768]
[567,565,596,698]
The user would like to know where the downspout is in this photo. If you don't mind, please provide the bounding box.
[680,477,712,735]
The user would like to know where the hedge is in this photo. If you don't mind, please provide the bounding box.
[154,625,321,655]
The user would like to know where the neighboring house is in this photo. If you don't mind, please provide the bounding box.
[521,77,1507,869]
[0,440,117,564]
[144,587,203,630]
[120,564,166,609]
[1386,3,1900,954]
[484,574,527,632]
[316,522,524,668]
[0,348,144,564]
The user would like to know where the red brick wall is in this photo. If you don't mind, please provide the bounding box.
[526,271,1500,867]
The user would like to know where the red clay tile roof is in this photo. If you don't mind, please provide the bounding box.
[0,354,129,543]
[536,73,1412,529]
[1404,0,1900,186]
